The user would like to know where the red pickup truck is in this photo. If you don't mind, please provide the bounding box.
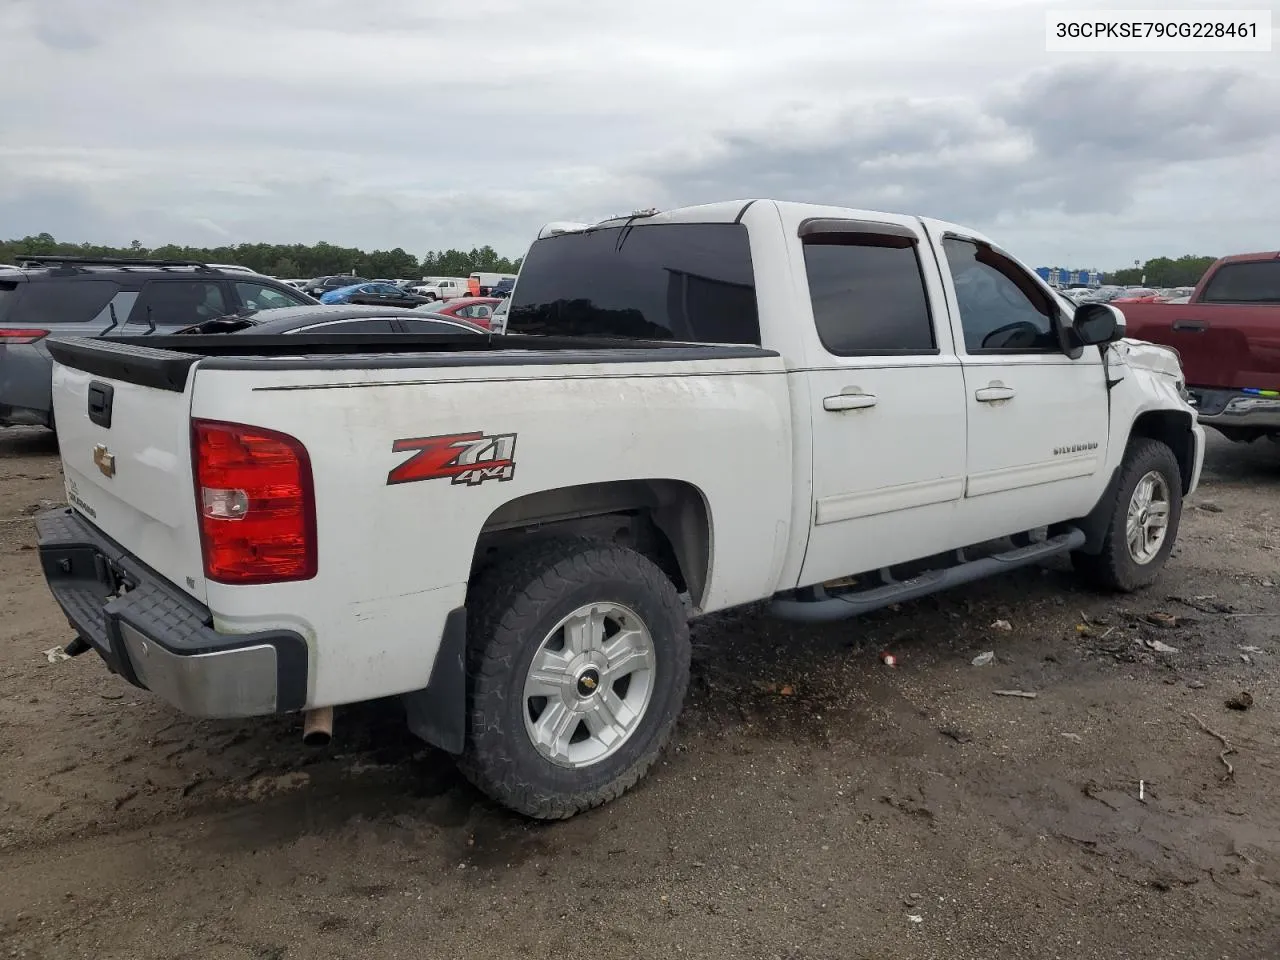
[1120,251,1280,444]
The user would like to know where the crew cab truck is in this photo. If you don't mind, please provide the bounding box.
[1120,251,1280,444]
[35,200,1203,820]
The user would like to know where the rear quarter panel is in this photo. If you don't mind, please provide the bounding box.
[191,354,793,707]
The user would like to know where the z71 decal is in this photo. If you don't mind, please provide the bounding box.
[387,431,517,486]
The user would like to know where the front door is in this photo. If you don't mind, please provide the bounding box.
[927,227,1110,536]
[794,214,969,587]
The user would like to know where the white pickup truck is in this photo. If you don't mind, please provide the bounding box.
[36,200,1203,819]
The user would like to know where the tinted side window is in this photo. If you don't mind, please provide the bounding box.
[942,239,1058,353]
[802,235,935,355]
[509,223,760,344]
[9,280,120,325]
[1200,262,1280,304]
[131,281,227,327]
[235,281,306,311]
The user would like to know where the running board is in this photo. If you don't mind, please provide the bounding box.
[770,527,1086,623]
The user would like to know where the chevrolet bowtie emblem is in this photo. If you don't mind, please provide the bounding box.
[93,444,116,478]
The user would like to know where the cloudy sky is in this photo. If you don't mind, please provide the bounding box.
[1,0,1277,269]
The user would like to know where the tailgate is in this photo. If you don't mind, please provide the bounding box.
[1122,302,1280,391]
[47,338,208,603]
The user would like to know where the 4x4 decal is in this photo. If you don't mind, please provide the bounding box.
[386,432,517,486]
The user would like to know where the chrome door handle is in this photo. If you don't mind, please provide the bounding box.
[975,383,1015,402]
[823,393,878,411]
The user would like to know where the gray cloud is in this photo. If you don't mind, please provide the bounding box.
[1,0,1277,267]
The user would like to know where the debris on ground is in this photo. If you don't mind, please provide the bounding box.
[1144,612,1181,628]
[993,689,1038,699]
[971,651,995,667]
[1188,680,1206,689]
[1060,732,1083,743]
[779,684,795,697]
[880,651,897,667]
[1225,692,1254,712]
[1189,713,1236,781]
[1241,654,1253,665]
[990,619,1012,632]
[1196,501,1224,513]
[1144,638,1180,654]
[1240,646,1263,654]
[940,728,972,744]
[906,914,924,924]
[1168,595,1235,614]
[42,646,70,664]
[1075,623,1095,637]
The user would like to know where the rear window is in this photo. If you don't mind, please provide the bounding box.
[507,223,760,344]
[3,279,121,325]
[0,282,17,323]
[1200,261,1280,304]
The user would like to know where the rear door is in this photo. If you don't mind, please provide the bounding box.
[1181,261,1280,392]
[793,214,970,586]
[50,347,207,602]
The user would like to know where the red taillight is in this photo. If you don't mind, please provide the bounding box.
[192,419,316,584]
[0,328,49,344]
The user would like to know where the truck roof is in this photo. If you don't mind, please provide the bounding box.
[538,199,995,246]
[1214,250,1280,265]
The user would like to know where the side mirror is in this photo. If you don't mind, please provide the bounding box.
[1073,302,1125,345]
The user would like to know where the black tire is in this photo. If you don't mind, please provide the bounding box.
[459,536,690,819]
[1072,438,1183,592]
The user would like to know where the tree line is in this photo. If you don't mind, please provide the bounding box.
[1104,255,1218,288]
[0,233,523,281]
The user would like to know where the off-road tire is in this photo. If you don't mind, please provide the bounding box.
[459,536,689,819]
[1072,438,1183,592]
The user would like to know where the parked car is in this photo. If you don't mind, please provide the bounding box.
[302,275,367,298]
[426,297,502,327]
[34,199,1200,822]
[1118,251,1280,444]
[488,277,516,299]
[319,282,436,307]
[0,255,315,430]
[175,305,486,337]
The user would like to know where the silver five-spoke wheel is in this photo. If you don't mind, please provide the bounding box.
[522,602,656,769]
[1125,469,1171,565]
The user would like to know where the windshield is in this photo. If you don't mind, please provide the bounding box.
[507,222,760,344]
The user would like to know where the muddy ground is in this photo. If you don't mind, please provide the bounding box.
[1,426,1278,960]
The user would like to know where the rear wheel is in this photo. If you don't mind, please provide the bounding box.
[460,536,689,819]
[1073,438,1183,592]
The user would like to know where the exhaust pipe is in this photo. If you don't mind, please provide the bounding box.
[302,707,333,747]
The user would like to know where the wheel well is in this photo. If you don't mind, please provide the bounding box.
[471,480,712,606]
[1130,410,1195,493]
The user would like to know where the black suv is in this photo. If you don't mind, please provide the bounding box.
[302,275,368,298]
[0,256,316,430]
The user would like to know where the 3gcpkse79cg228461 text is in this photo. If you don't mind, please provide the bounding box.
[33,199,1202,819]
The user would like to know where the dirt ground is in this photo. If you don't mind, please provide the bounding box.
[1,426,1278,960]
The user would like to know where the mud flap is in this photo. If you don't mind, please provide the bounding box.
[401,606,467,754]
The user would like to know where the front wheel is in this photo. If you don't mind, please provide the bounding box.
[1073,438,1183,592]
[460,536,690,819]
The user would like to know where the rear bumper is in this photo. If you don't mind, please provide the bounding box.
[36,508,308,717]
[1190,387,1280,430]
